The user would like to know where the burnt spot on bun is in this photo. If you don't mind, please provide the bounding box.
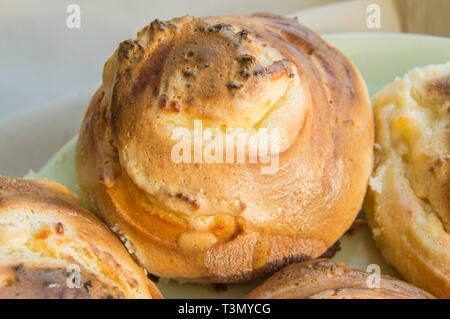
[0,265,125,299]
[427,74,450,99]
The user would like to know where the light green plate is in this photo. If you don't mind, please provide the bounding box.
[27,33,450,298]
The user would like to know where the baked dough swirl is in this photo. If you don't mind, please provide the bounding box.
[76,13,374,282]
[245,259,435,299]
[365,63,450,298]
[0,176,162,299]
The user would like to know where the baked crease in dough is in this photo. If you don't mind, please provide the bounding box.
[76,13,374,282]
[365,62,450,298]
[244,259,435,299]
[0,176,162,299]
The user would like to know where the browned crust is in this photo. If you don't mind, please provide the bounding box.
[244,259,435,299]
[0,176,162,299]
[0,265,125,299]
[76,13,373,282]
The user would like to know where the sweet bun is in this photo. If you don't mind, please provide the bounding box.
[365,63,450,298]
[0,176,162,299]
[244,259,435,299]
[76,13,374,282]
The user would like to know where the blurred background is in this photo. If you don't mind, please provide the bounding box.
[0,0,448,177]
[0,0,448,119]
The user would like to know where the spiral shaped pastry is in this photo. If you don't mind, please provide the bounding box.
[245,259,435,299]
[365,63,450,298]
[76,13,373,282]
[0,176,162,299]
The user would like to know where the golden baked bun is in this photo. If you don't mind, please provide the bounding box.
[244,259,434,299]
[0,176,162,299]
[76,13,374,282]
[365,63,450,298]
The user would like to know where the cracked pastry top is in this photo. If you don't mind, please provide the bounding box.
[76,13,374,282]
